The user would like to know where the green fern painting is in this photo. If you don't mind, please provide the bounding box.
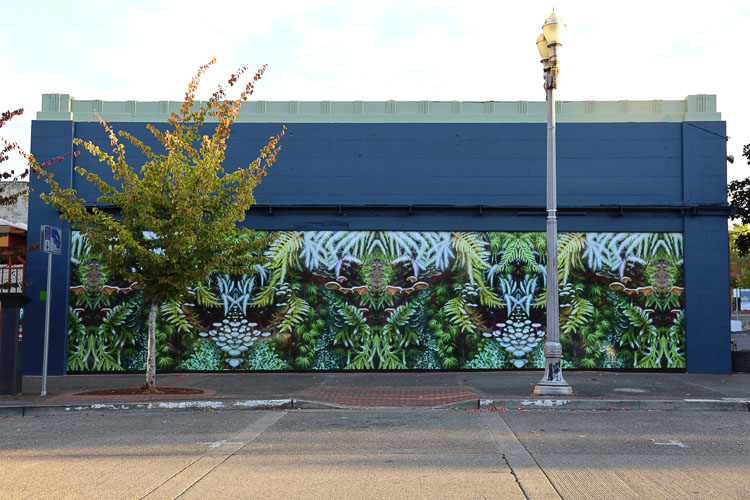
[67,230,685,371]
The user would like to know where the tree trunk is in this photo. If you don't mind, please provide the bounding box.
[144,299,159,391]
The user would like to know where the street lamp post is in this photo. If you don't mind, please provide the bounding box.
[534,11,572,396]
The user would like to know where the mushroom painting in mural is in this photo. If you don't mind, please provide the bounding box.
[322,279,374,296]
[558,283,574,308]
[200,317,271,368]
[484,308,544,368]
[325,281,341,290]
[462,282,480,307]
[270,282,292,306]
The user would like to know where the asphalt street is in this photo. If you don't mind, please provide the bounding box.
[1,407,748,499]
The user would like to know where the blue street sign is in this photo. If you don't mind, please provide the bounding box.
[41,225,62,255]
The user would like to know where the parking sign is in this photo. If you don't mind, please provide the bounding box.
[41,225,62,255]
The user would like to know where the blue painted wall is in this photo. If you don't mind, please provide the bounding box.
[26,119,730,374]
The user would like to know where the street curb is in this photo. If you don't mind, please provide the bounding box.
[3,398,749,415]
[2,399,293,416]
[0,407,24,417]
[479,398,750,411]
[292,398,479,410]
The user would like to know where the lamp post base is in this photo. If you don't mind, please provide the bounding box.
[533,342,573,395]
[534,379,573,395]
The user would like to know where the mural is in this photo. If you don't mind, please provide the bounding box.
[67,231,685,371]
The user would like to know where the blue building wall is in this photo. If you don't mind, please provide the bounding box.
[26,119,730,374]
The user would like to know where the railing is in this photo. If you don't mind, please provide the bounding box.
[0,264,24,293]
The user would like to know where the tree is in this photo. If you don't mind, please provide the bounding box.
[1,108,31,197]
[1,109,34,291]
[728,143,750,255]
[729,224,750,288]
[30,59,285,390]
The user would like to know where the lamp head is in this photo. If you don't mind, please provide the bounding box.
[542,10,563,46]
[536,33,550,61]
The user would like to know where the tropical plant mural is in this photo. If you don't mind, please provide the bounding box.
[67,230,686,371]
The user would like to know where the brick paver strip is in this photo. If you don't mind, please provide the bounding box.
[296,386,478,406]
[41,389,217,405]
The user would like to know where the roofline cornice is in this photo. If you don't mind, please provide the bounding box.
[36,94,721,124]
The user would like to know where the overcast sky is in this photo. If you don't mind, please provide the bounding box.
[1,0,747,181]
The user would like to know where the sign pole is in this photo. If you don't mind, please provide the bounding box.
[39,225,61,397]
[41,251,52,396]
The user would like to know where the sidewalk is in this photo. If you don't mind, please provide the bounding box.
[2,370,750,414]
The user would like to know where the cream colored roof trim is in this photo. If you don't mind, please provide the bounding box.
[37,94,720,123]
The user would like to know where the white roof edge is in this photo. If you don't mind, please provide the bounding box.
[0,217,27,231]
[36,94,721,123]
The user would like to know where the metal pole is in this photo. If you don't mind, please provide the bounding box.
[535,44,572,395]
[737,290,741,321]
[41,251,52,396]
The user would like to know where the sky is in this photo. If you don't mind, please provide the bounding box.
[1,0,748,181]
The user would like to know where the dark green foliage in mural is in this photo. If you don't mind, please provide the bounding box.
[463,341,508,369]
[67,243,139,371]
[177,339,223,371]
[538,232,687,369]
[67,230,686,372]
